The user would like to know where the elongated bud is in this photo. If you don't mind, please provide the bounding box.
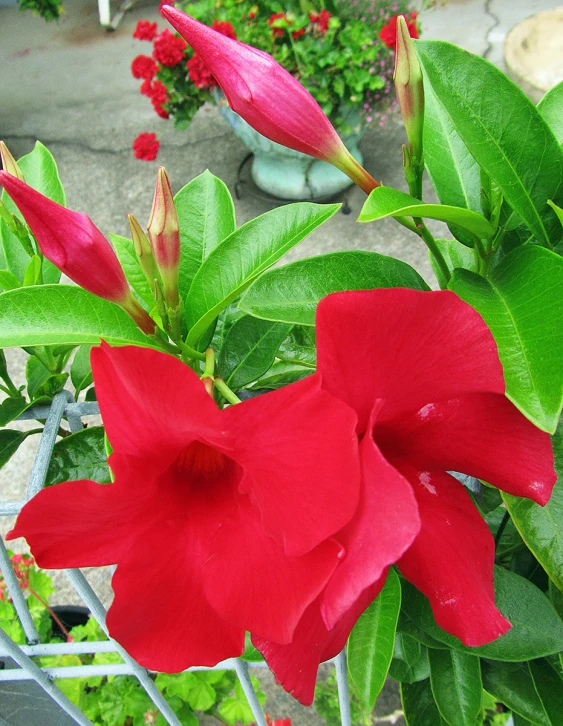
[394,16,424,168]
[147,167,180,308]
[0,142,25,181]
[162,7,379,194]
[128,213,161,291]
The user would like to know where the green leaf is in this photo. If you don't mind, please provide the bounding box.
[0,285,154,348]
[502,417,563,592]
[174,170,236,297]
[528,658,563,724]
[219,676,266,725]
[450,245,563,432]
[109,234,154,308]
[0,429,27,467]
[0,270,22,292]
[0,396,30,427]
[277,341,317,368]
[45,427,110,486]
[348,568,401,710]
[538,81,563,147]
[401,679,447,725]
[251,360,312,391]
[389,636,431,683]
[416,40,563,248]
[23,255,42,286]
[219,315,292,389]
[481,660,546,724]
[359,187,494,240]
[548,200,563,229]
[401,568,563,661]
[70,345,93,394]
[239,250,429,326]
[185,202,339,346]
[428,649,482,726]
[430,239,478,289]
[423,80,482,213]
[26,355,53,399]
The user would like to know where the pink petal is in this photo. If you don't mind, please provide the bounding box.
[316,289,505,432]
[254,579,385,705]
[203,495,343,644]
[396,466,511,646]
[375,393,556,505]
[321,407,420,629]
[224,374,360,556]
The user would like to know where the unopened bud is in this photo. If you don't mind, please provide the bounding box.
[394,16,424,169]
[128,213,161,292]
[0,142,25,181]
[147,167,180,309]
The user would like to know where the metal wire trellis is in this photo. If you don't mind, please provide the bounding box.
[0,391,352,726]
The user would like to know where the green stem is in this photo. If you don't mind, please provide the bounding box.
[202,348,215,379]
[24,428,44,437]
[494,510,511,548]
[414,218,451,285]
[214,378,242,405]
[177,340,206,362]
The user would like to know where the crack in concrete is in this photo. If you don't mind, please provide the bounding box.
[483,0,501,59]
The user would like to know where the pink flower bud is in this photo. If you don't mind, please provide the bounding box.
[161,7,379,194]
[394,16,424,167]
[0,142,25,181]
[147,167,180,308]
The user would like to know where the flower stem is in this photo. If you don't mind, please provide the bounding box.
[414,218,451,286]
[28,588,72,641]
[177,340,206,361]
[214,378,242,405]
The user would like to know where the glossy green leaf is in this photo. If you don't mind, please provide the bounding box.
[481,661,546,724]
[109,234,154,308]
[0,285,154,349]
[46,427,110,486]
[26,355,53,399]
[450,245,563,432]
[389,636,430,683]
[23,255,42,286]
[416,40,563,248]
[401,679,447,726]
[359,187,494,239]
[401,568,563,661]
[0,270,21,292]
[240,250,429,326]
[186,203,339,346]
[0,429,27,467]
[348,568,402,710]
[70,345,93,394]
[430,239,478,289]
[0,396,30,427]
[251,360,312,391]
[423,80,482,213]
[502,417,563,592]
[277,341,316,368]
[528,658,563,725]
[538,81,563,147]
[548,200,563,229]
[219,315,292,389]
[428,649,482,726]
[174,170,236,297]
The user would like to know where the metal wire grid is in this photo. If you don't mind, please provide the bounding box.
[0,391,352,726]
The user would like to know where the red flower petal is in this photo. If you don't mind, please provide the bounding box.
[91,344,224,463]
[320,411,420,629]
[375,393,556,505]
[107,518,245,671]
[203,495,343,643]
[254,578,385,705]
[396,466,511,646]
[316,289,505,432]
[224,374,360,556]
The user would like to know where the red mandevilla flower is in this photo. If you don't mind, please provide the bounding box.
[131,55,157,80]
[132,132,160,161]
[152,28,187,67]
[8,343,362,672]
[254,288,556,704]
[380,12,419,51]
[133,20,158,41]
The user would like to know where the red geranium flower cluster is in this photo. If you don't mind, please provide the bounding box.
[132,132,160,161]
[268,12,285,38]
[211,19,236,40]
[0,553,35,600]
[152,28,187,67]
[309,8,331,33]
[158,0,174,16]
[133,19,158,41]
[131,54,157,80]
[379,11,419,50]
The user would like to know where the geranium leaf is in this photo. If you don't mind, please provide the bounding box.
[538,80,563,147]
[0,429,27,467]
[359,187,494,240]
[174,170,236,298]
[416,41,563,248]
[185,202,339,346]
[401,679,447,725]
[502,418,563,592]
[481,660,547,724]
[46,427,110,486]
[239,250,429,326]
[401,568,563,661]
[218,315,292,390]
[450,245,563,433]
[0,285,154,348]
[428,649,482,726]
[528,658,563,724]
[347,568,401,710]
[109,234,154,309]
